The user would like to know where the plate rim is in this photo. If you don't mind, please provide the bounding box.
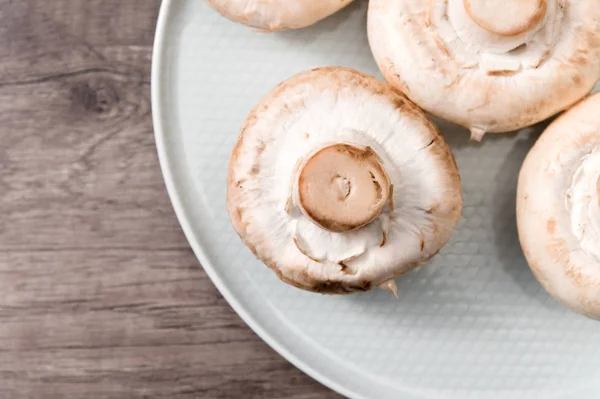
[150,1,361,398]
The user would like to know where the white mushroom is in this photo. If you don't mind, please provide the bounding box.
[368,0,600,140]
[227,67,463,294]
[206,0,353,32]
[517,93,600,318]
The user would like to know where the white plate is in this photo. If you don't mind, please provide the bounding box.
[151,1,600,398]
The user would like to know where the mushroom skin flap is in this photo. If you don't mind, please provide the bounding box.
[518,93,600,319]
[206,0,354,32]
[368,0,600,140]
[227,67,462,294]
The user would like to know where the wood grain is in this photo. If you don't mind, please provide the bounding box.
[0,1,340,397]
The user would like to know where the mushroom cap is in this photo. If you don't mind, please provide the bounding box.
[368,0,600,139]
[206,0,354,32]
[517,92,600,318]
[227,67,462,294]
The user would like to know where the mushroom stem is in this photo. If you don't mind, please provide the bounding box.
[378,279,399,298]
[463,0,547,36]
[470,127,486,142]
[296,143,391,233]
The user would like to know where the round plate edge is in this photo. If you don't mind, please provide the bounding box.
[150,1,364,398]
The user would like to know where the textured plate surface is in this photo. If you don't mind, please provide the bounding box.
[151,1,600,398]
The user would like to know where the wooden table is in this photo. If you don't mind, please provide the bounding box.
[0,1,339,397]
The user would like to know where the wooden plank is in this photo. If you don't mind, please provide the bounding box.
[0,67,187,250]
[0,250,336,398]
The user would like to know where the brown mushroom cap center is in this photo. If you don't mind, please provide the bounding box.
[463,0,547,36]
[297,143,391,233]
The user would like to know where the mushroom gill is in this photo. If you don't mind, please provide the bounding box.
[517,92,600,319]
[566,148,600,261]
[368,0,600,140]
[227,67,463,295]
